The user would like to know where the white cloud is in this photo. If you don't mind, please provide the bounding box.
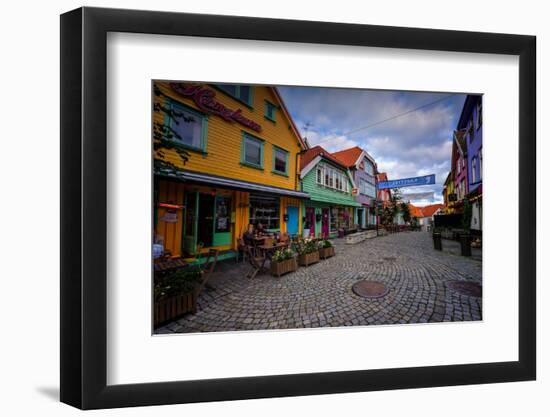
[279,86,466,200]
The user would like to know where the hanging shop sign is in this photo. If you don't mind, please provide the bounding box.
[169,83,262,132]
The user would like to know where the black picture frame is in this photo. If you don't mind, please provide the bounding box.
[60,6,536,410]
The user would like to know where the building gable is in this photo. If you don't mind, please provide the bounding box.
[153,81,304,191]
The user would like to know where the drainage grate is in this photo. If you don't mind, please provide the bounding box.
[447,281,482,297]
[352,280,389,299]
[382,256,397,262]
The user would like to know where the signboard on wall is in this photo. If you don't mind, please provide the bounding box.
[160,209,178,223]
[215,196,231,233]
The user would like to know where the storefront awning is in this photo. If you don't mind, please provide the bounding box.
[308,195,362,208]
[156,166,310,199]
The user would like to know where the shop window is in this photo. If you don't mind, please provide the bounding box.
[216,84,253,107]
[165,99,208,152]
[241,132,264,169]
[249,195,280,230]
[214,196,231,233]
[272,146,288,175]
[264,100,277,122]
[330,207,337,232]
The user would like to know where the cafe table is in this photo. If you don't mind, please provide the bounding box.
[257,242,290,259]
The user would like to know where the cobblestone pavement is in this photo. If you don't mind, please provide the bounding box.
[156,231,482,334]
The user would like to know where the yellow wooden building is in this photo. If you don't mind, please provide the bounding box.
[442,171,458,214]
[153,81,308,258]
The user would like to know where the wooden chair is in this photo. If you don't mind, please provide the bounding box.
[244,245,266,279]
[236,237,247,263]
[196,249,219,294]
[183,242,204,264]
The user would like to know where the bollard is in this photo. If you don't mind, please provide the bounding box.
[433,232,442,251]
[460,233,471,257]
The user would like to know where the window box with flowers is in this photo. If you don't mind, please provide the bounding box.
[318,239,335,260]
[293,238,320,267]
[270,248,298,277]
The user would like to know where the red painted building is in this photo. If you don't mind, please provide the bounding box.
[451,129,468,209]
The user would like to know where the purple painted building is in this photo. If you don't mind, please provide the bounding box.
[457,94,483,232]
[332,146,378,228]
[457,95,483,194]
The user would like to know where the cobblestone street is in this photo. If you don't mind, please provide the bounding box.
[156,231,482,334]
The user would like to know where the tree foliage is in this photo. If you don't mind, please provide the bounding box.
[400,201,411,224]
[380,189,404,226]
[152,84,191,168]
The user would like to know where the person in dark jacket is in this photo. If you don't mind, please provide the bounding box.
[243,223,256,245]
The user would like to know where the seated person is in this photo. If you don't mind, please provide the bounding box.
[243,223,256,245]
[256,222,266,236]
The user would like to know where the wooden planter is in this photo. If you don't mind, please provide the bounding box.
[319,246,335,259]
[154,291,197,328]
[298,250,320,267]
[271,257,298,277]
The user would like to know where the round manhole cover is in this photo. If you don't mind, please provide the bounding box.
[447,281,482,297]
[352,280,389,299]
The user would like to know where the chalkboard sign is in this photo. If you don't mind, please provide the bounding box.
[215,196,231,233]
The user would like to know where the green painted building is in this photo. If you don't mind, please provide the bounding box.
[300,146,362,238]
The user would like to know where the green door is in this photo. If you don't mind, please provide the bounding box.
[213,195,232,246]
[183,192,198,255]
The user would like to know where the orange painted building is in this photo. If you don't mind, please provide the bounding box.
[153,81,308,258]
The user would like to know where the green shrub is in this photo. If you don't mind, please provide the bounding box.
[321,239,333,248]
[154,267,202,301]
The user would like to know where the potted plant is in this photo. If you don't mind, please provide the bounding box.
[270,247,297,277]
[153,266,202,327]
[318,239,335,259]
[294,238,320,267]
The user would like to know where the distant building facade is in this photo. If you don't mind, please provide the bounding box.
[300,146,361,238]
[457,94,483,232]
[451,129,468,207]
[332,146,378,228]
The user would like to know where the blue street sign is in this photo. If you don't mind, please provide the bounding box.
[378,174,435,190]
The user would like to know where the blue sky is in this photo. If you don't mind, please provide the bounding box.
[278,86,466,206]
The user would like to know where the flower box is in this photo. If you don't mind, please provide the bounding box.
[319,246,335,259]
[298,250,320,267]
[154,291,197,328]
[271,257,298,277]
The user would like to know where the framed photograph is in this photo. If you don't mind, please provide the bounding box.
[60,7,536,410]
